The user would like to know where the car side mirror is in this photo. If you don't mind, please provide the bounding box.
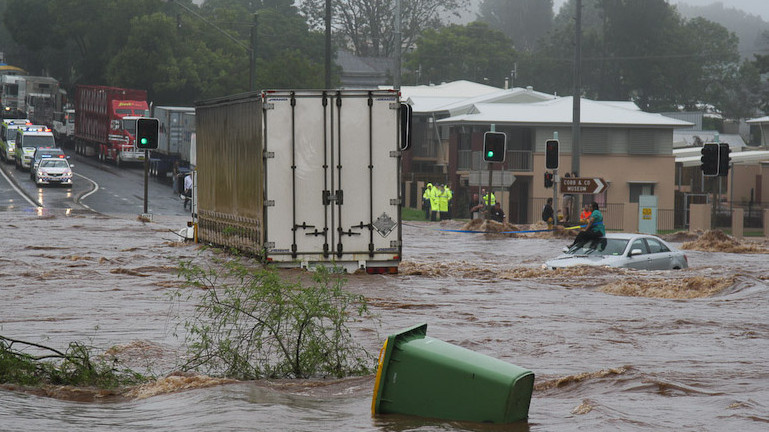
[69,164,75,168]
[629,248,643,256]
[562,247,569,253]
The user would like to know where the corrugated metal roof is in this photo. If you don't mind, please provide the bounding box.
[436,97,693,128]
[393,80,502,99]
[746,116,769,124]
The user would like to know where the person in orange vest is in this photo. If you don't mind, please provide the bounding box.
[579,204,592,225]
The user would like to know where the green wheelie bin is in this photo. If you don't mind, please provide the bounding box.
[371,323,534,424]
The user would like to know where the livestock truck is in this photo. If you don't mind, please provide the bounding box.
[24,76,62,127]
[73,85,149,166]
[194,90,409,273]
[148,106,195,184]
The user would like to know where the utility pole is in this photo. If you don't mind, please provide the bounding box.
[250,14,258,92]
[571,0,583,219]
[394,0,402,90]
[325,0,332,88]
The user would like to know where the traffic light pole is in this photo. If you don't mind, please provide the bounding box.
[143,149,149,214]
[551,132,559,226]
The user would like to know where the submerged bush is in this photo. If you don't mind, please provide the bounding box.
[0,336,147,388]
[175,258,375,380]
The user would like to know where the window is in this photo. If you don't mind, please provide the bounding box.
[629,183,655,203]
[645,238,669,254]
[629,239,647,255]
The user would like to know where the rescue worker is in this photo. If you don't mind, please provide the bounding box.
[444,185,453,219]
[482,190,496,207]
[438,184,449,220]
[429,183,441,221]
[422,183,433,219]
[542,197,554,229]
[579,204,591,225]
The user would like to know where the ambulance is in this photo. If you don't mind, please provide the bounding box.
[14,125,56,170]
[0,118,31,162]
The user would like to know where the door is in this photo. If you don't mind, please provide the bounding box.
[263,91,401,266]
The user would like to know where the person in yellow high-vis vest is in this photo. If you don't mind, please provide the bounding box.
[429,183,440,221]
[437,185,449,220]
[422,183,433,219]
[482,190,496,206]
[444,185,453,219]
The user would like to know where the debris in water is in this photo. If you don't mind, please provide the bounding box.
[599,276,735,299]
[535,367,629,391]
[681,230,769,254]
[461,218,520,237]
[125,373,236,400]
[571,400,594,415]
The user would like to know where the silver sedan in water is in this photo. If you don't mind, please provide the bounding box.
[543,233,689,270]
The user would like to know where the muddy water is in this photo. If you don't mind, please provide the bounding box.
[1,214,768,431]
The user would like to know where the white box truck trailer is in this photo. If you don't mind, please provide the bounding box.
[195,90,407,273]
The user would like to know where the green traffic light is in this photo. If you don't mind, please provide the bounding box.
[487,150,494,158]
[141,137,148,145]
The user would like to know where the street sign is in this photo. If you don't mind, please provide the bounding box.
[560,177,608,194]
[468,171,516,187]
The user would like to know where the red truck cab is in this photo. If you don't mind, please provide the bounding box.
[74,85,149,166]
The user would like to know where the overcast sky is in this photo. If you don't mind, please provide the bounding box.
[553,0,769,21]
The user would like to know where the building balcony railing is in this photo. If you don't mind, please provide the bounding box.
[458,150,533,172]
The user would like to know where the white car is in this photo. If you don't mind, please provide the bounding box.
[34,157,73,186]
[543,233,688,270]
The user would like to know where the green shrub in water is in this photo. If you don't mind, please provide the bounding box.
[175,257,375,380]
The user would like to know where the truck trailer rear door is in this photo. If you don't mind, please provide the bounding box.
[263,90,402,271]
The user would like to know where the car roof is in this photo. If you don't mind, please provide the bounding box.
[603,233,672,244]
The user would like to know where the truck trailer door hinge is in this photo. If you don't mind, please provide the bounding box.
[389,103,400,110]
[264,200,275,207]
[390,240,402,248]
[264,151,275,159]
[322,190,344,205]
[389,150,401,157]
[390,198,401,205]
[263,103,275,110]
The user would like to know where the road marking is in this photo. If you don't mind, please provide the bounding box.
[0,164,38,207]
[74,172,99,211]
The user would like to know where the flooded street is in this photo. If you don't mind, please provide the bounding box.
[1,212,768,431]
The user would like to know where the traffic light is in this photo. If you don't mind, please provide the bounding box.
[544,172,554,188]
[545,139,559,169]
[700,142,719,176]
[400,103,412,151]
[136,117,159,150]
[718,143,731,177]
[483,131,506,162]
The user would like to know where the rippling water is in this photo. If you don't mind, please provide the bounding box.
[2,214,768,431]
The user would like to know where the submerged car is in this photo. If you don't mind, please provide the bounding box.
[34,157,73,186]
[542,233,688,270]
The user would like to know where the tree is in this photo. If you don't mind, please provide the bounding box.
[521,0,746,115]
[299,0,465,57]
[3,0,330,103]
[403,22,517,87]
[477,0,553,51]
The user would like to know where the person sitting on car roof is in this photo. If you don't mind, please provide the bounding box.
[567,201,604,250]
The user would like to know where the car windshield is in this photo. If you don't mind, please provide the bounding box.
[40,159,68,168]
[567,238,629,256]
[22,135,55,148]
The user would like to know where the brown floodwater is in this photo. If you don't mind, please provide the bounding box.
[1,212,768,431]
